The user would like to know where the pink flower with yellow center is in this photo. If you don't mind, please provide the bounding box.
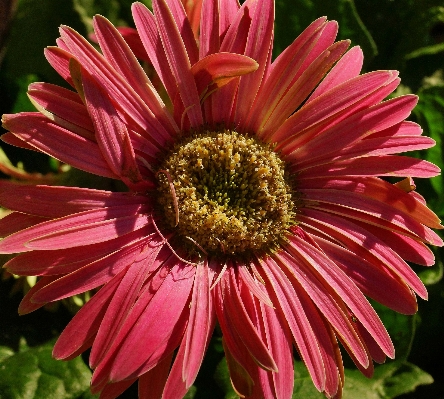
[0,0,442,398]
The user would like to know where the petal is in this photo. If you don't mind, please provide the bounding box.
[89,243,164,367]
[53,270,124,360]
[192,52,258,98]
[315,236,418,314]
[273,70,398,148]
[307,45,364,102]
[2,113,118,179]
[81,68,148,190]
[199,0,220,57]
[0,181,150,218]
[106,261,195,382]
[286,235,395,358]
[138,353,173,399]
[27,82,95,140]
[254,40,350,137]
[182,261,216,386]
[93,15,179,137]
[274,250,370,368]
[59,25,173,146]
[152,0,203,127]
[297,155,440,179]
[234,0,274,127]
[131,2,178,101]
[0,212,47,238]
[259,258,326,392]
[0,205,151,253]
[29,238,150,303]
[299,209,428,299]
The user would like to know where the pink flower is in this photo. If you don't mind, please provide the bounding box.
[1,0,442,398]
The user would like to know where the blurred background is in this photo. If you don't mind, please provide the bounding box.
[0,0,443,398]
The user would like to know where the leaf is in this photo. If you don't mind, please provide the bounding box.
[292,361,325,398]
[413,86,444,205]
[418,260,443,286]
[0,340,96,399]
[342,361,433,399]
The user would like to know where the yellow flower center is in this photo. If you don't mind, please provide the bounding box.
[156,129,295,258]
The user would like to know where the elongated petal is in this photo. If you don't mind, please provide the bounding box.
[0,181,149,217]
[182,261,215,386]
[2,113,118,179]
[299,209,428,299]
[152,0,203,127]
[0,205,150,253]
[53,270,124,360]
[107,262,195,381]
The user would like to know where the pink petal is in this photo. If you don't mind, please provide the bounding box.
[131,3,178,102]
[299,209,428,299]
[116,26,149,61]
[152,0,203,127]
[315,235,418,314]
[93,15,179,137]
[44,47,75,87]
[272,70,397,148]
[0,205,151,253]
[59,25,173,146]
[2,113,118,179]
[0,181,150,218]
[106,261,195,381]
[164,0,199,65]
[222,266,278,372]
[89,243,163,367]
[81,68,147,190]
[308,45,364,102]
[18,276,59,315]
[0,212,47,238]
[299,176,442,230]
[247,17,328,134]
[138,353,173,399]
[287,95,420,166]
[218,0,240,38]
[192,52,258,97]
[182,261,216,386]
[259,258,326,392]
[297,155,440,178]
[259,301,294,399]
[199,0,220,57]
[274,250,370,368]
[234,0,274,128]
[302,188,440,241]
[30,239,150,303]
[254,40,350,136]
[286,235,395,358]
[4,226,158,277]
[53,270,124,360]
[27,82,95,140]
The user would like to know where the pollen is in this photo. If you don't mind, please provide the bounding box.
[156,129,296,258]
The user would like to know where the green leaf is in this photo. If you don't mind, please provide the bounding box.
[292,361,325,398]
[0,340,95,399]
[413,86,444,203]
[418,260,443,286]
[342,361,433,399]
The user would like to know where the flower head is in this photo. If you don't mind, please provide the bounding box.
[1,0,442,398]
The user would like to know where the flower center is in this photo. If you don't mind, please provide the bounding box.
[156,129,295,258]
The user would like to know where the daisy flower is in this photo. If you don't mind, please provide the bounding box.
[0,0,442,398]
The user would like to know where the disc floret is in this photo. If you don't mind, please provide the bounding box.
[157,129,295,258]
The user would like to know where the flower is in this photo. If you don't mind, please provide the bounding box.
[1,0,442,398]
